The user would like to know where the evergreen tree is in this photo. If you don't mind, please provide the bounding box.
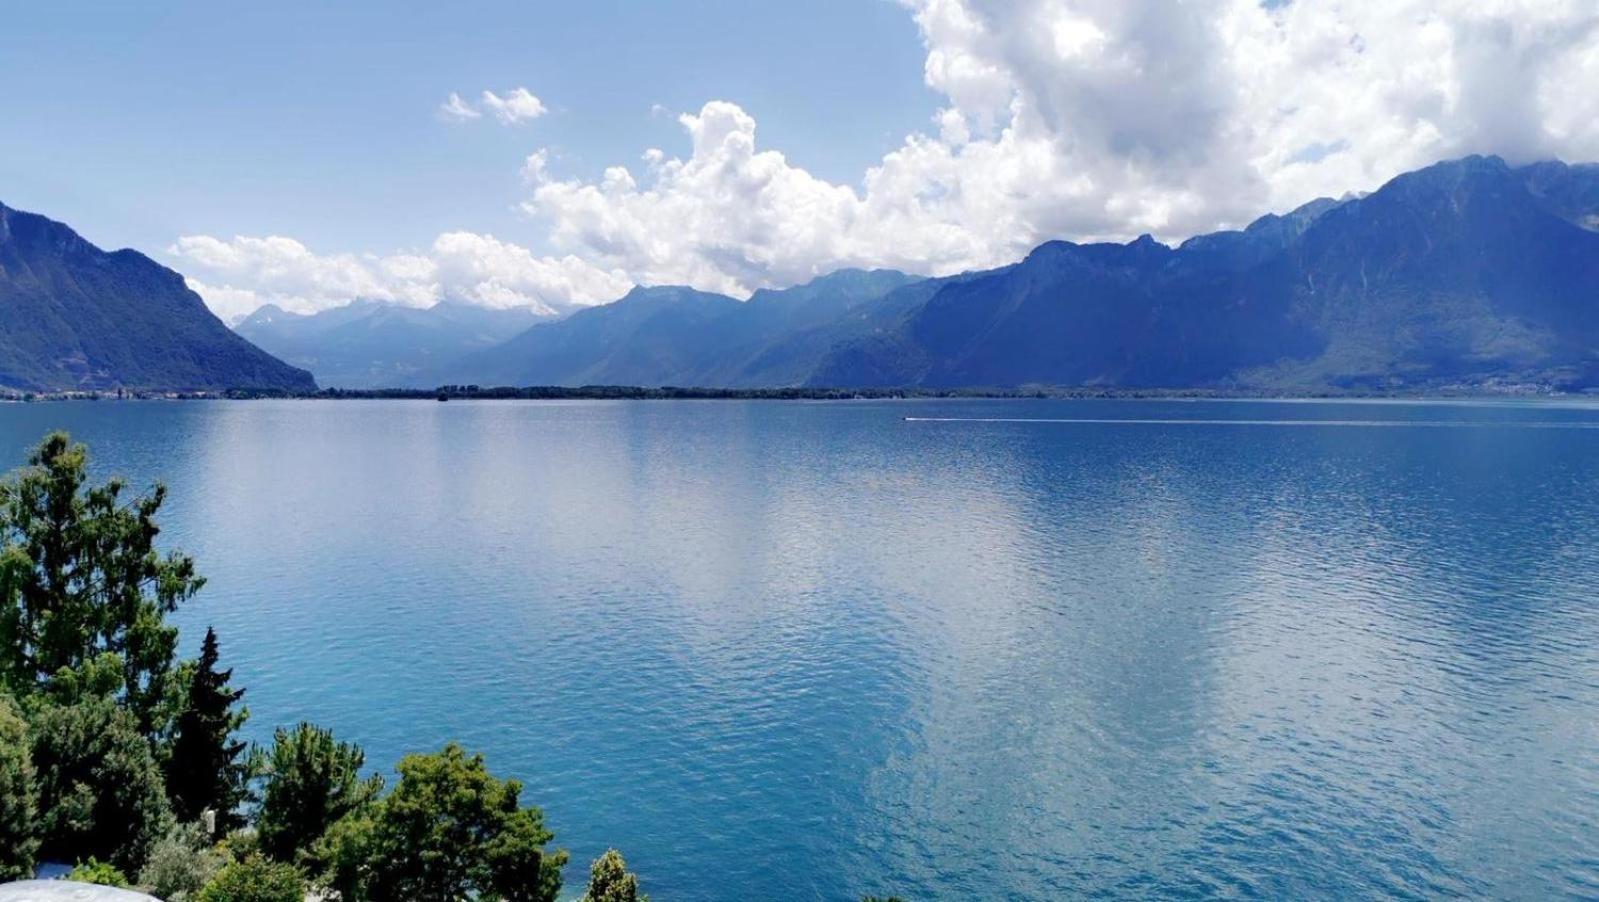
[30,695,172,873]
[166,627,250,831]
[580,849,647,902]
[0,432,204,732]
[256,722,382,864]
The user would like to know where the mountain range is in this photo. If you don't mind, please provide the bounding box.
[436,268,921,388]
[4,155,1596,394]
[416,155,1598,393]
[816,155,1597,391]
[0,201,314,393]
[236,300,543,389]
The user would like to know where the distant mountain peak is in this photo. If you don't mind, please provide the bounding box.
[234,295,555,389]
[616,284,728,305]
[239,303,293,324]
[1381,153,1516,198]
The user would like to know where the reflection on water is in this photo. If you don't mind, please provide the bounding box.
[1,398,1596,900]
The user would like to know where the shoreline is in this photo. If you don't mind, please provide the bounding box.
[2,383,1596,403]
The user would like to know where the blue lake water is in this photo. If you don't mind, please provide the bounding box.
[2,398,1597,900]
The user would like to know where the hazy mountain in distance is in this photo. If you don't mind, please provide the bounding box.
[436,269,919,387]
[0,200,314,392]
[435,286,744,387]
[235,299,546,388]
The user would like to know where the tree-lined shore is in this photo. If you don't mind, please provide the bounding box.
[4,381,1579,404]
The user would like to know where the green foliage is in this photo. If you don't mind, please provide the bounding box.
[316,810,376,900]
[0,432,204,732]
[319,742,567,902]
[66,856,131,887]
[166,627,251,831]
[138,821,233,902]
[43,652,127,706]
[29,695,172,873]
[580,848,648,902]
[195,854,305,902]
[255,721,381,864]
[0,693,38,880]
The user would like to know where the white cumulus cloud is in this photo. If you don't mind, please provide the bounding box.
[170,233,631,323]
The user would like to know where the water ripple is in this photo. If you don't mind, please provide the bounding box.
[0,397,1594,900]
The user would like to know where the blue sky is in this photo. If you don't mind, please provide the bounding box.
[1,1,929,256]
[5,1,1597,320]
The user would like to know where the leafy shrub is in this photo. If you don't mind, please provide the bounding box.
[0,694,37,880]
[196,854,305,902]
[319,743,566,902]
[66,856,130,887]
[138,821,233,901]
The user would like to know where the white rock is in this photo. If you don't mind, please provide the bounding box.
[0,882,161,902]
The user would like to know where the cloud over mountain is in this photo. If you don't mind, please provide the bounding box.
[171,232,629,322]
[519,0,1599,295]
[178,0,1599,317]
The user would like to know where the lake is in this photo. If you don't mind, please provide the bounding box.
[2,398,1596,900]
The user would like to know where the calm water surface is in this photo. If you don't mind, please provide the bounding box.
[1,398,1596,900]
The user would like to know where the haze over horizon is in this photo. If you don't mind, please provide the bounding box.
[6,0,1599,322]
